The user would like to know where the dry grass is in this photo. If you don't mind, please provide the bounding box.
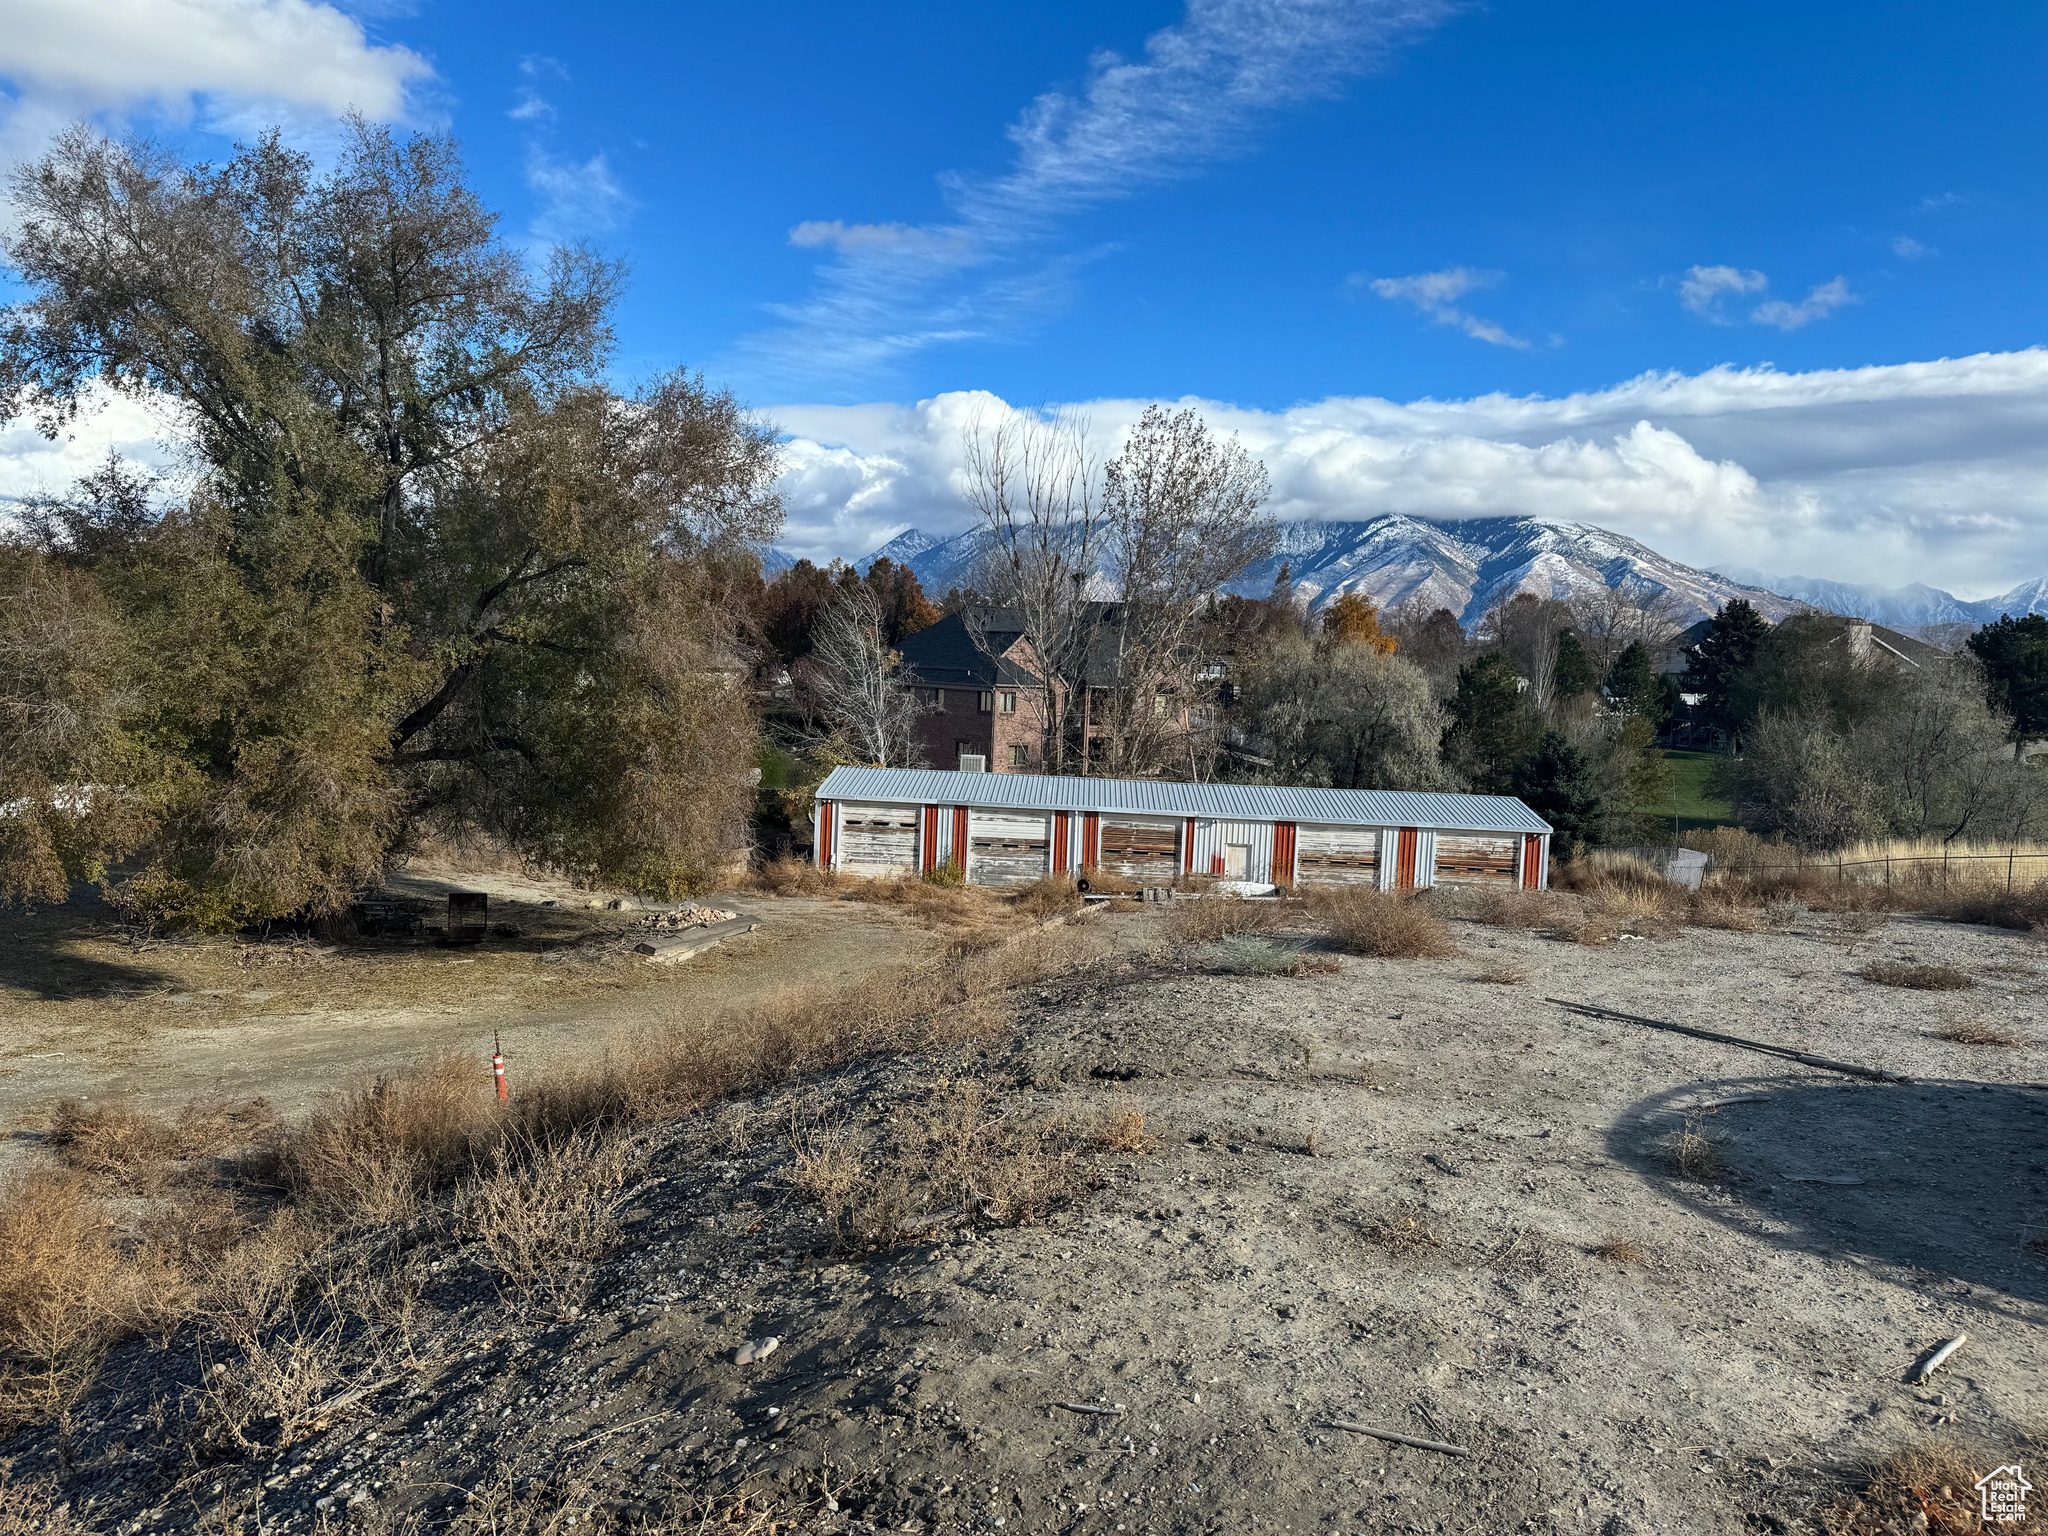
[1589,1235,1648,1265]
[1933,1020,2030,1048]
[1088,1102,1160,1155]
[790,1078,1100,1252]
[0,1462,80,1536]
[1007,873,1083,921]
[1167,892,1278,943]
[1861,961,1975,991]
[1358,1214,1443,1255]
[1556,854,1687,943]
[1938,882,2048,933]
[1824,1442,2037,1534]
[1427,884,1564,929]
[1190,936,1338,977]
[0,1171,175,1431]
[1301,887,1454,959]
[1471,958,1529,985]
[46,1098,280,1192]
[465,1132,644,1298]
[1668,1113,1725,1182]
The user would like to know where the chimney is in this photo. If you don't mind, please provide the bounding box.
[1845,618,1873,664]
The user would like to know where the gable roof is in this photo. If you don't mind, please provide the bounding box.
[816,766,1551,834]
[895,606,1137,689]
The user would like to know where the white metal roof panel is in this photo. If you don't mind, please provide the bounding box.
[815,767,1550,835]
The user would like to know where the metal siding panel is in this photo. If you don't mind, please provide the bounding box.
[1297,825,1382,887]
[813,767,1551,834]
[968,810,1050,888]
[1436,832,1519,884]
[1415,829,1437,889]
[1272,821,1297,888]
[1100,814,1180,886]
[839,804,919,876]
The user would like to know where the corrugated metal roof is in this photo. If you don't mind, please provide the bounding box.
[815,767,1551,834]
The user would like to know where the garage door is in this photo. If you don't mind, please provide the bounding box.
[968,811,1050,887]
[1434,832,1518,884]
[1295,825,1380,886]
[1099,815,1181,886]
[839,803,918,877]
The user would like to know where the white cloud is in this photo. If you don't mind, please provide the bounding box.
[0,0,431,162]
[1678,264,1768,320]
[764,349,2048,599]
[509,59,629,248]
[734,0,1454,392]
[1890,235,1933,260]
[0,385,191,518]
[525,149,627,245]
[1679,267,1857,332]
[1359,266,1528,349]
[1750,276,1856,331]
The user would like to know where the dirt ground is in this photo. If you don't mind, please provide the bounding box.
[0,862,937,1171]
[16,899,2047,1536]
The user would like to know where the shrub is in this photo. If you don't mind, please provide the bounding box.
[1301,887,1454,958]
[1933,1021,2028,1047]
[1860,961,1974,992]
[0,1172,168,1430]
[1007,873,1081,920]
[1938,881,2048,933]
[1167,892,1277,944]
[1824,1444,2034,1535]
[1590,1235,1647,1264]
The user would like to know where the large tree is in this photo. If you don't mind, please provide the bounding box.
[0,123,781,921]
[1968,613,2048,743]
[1441,652,1540,794]
[1093,405,1277,775]
[1236,631,1448,791]
[1683,599,1771,742]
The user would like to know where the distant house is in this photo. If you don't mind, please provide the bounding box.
[896,606,1187,774]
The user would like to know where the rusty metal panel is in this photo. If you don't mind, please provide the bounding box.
[1295,825,1380,887]
[967,810,1050,888]
[839,803,919,877]
[1436,832,1519,884]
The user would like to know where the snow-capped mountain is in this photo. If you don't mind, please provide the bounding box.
[834,514,1807,628]
[1715,568,2048,629]
[855,527,949,573]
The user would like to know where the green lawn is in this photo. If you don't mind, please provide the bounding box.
[1649,749,1735,833]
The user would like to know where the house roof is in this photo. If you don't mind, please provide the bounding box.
[816,766,1552,834]
[896,606,1135,690]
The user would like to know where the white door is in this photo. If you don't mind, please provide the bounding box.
[1222,843,1250,880]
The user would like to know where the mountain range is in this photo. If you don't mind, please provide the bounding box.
[1710,566,2048,630]
[796,514,2048,635]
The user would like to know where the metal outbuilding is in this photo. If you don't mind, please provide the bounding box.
[813,767,1552,892]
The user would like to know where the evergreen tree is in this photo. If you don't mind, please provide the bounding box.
[1967,614,2048,741]
[1552,629,1597,700]
[1441,652,1540,793]
[1513,730,1604,861]
[1684,599,1771,742]
[1605,640,1669,725]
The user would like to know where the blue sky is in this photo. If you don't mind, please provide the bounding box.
[4,1,2048,591]
[391,0,2046,407]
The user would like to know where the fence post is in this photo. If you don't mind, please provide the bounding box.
[2011,850,2017,894]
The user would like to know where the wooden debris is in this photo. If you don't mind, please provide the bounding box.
[1547,999,1913,1084]
[1320,1420,1471,1456]
[1911,1334,1967,1383]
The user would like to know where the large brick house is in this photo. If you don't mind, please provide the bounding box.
[898,607,1158,773]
